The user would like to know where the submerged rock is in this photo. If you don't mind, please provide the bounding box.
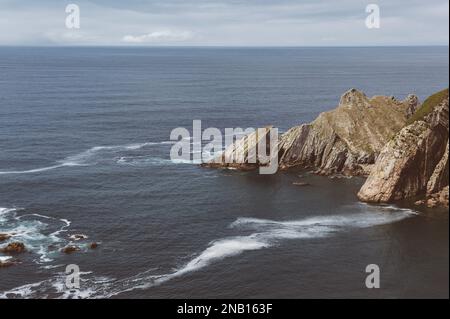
[426,186,449,208]
[89,242,99,249]
[0,242,26,254]
[61,246,81,254]
[69,234,89,241]
[0,233,11,242]
[292,182,310,186]
[358,91,448,204]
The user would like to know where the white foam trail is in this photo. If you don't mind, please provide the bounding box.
[0,207,15,222]
[1,234,271,298]
[103,206,417,296]
[0,205,417,299]
[0,207,16,224]
[230,210,417,230]
[116,156,176,166]
[61,142,158,166]
[0,140,207,174]
[0,164,69,175]
[0,141,173,175]
[171,158,203,165]
[117,155,215,166]
[112,235,272,294]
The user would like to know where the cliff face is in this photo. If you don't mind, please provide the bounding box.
[358,94,449,204]
[278,89,418,175]
[203,126,274,170]
[202,87,448,207]
[427,141,449,195]
[204,88,419,175]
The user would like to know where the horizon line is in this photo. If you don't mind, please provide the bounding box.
[0,44,449,49]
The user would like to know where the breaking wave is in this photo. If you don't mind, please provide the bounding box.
[0,207,73,264]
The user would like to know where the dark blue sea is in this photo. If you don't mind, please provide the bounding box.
[0,46,448,298]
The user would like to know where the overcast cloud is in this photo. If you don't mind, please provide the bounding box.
[0,0,448,46]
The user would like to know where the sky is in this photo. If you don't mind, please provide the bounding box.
[0,0,448,46]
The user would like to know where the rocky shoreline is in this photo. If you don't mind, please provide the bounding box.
[204,88,449,208]
[0,233,99,268]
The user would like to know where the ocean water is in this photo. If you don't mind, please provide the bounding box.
[0,46,448,298]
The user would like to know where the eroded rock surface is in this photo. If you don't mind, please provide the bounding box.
[202,87,448,207]
[278,89,415,175]
[358,96,449,203]
[203,126,275,170]
[205,89,416,176]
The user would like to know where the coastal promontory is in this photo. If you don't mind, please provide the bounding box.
[203,88,449,207]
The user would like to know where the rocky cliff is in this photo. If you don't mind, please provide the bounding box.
[205,89,419,174]
[278,89,419,175]
[203,87,448,207]
[358,89,449,205]
[203,126,274,170]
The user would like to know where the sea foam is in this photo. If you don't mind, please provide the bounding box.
[0,207,73,264]
[0,204,417,299]
[0,141,177,175]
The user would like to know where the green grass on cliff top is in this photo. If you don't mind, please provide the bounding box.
[407,88,449,125]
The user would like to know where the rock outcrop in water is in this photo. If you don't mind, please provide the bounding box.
[61,245,81,254]
[0,242,26,254]
[358,90,449,205]
[203,87,448,207]
[202,126,275,170]
[0,233,11,243]
[205,89,418,176]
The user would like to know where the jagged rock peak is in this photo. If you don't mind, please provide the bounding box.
[404,94,420,119]
[404,94,419,107]
[339,88,370,108]
[277,88,411,175]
